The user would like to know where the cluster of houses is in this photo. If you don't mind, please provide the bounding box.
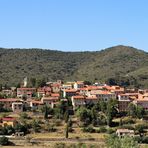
[0,80,148,114]
[0,80,148,138]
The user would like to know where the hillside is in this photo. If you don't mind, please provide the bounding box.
[0,45,147,88]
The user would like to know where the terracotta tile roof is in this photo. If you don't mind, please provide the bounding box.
[51,93,60,97]
[1,117,16,121]
[42,97,59,101]
[72,96,85,99]
[17,88,36,90]
[0,98,18,102]
[31,100,43,104]
[64,89,77,92]
[136,99,148,102]
[87,86,100,90]
[79,88,88,91]
[86,96,97,100]
[76,81,84,84]
[119,94,130,96]
[116,128,134,133]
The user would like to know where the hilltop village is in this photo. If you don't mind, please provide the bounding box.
[0,78,148,147]
[1,79,148,115]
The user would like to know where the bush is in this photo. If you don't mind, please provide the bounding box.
[134,136,148,144]
[54,119,62,126]
[47,124,56,132]
[107,128,115,134]
[82,126,95,133]
[0,136,9,146]
[99,126,107,133]
[142,136,148,144]
[122,117,135,124]
[54,143,66,148]
[135,124,147,135]
[20,112,29,119]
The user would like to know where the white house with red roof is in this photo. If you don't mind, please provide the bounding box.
[63,89,77,98]
[90,90,116,101]
[41,96,59,108]
[71,95,98,110]
[118,94,132,112]
[0,98,19,110]
[73,81,84,90]
[17,88,36,99]
[12,102,23,113]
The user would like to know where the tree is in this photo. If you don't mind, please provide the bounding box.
[20,112,29,119]
[14,123,28,135]
[0,136,9,146]
[136,105,145,119]
[31,119,40,133]
[99,100,107,113]
[128,103,145,119]
[128,103,137,118]
[44,105,48,119]
[83,81,91,85]
[54,100,68,119]
[64,110,69,123]
[36,78,46,87]
[65,122,69,139]
[6,126,15,135]
[106,99,118,127]
[76,107,92,125]
[30,77,36,87]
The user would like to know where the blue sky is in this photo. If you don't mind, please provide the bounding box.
[0,0,148,51]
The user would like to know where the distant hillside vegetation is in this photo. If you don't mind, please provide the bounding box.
[0,45,147,88]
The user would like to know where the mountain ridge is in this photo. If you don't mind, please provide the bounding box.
[0,45,147,88]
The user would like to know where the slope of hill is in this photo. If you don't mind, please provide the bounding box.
[0,45,147,88]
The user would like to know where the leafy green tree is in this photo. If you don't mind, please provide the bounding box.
[20,112,29,119]
[36,78,46,87]
[128,103,137,118]
[44,105,48,119]
[76,107,92,125]
[136,105,145,119]
[65,123,69,139]
[30,77,36,87]
[0,136,9,146]
[99,100,107,113]
[54,100,68,119]
[14,123,28,135]
[31,119,40,133]
[64,110,69,123]
[128,103,145,119]
[6,126,15,135]
[106,99,118,127]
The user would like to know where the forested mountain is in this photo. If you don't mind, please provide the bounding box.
[0,45,148,88]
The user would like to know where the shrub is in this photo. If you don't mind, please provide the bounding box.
[107,128,115,134]
[122,117,135,124]
[142,136,148,144]
[0,136,9,146]
[82,126,95,133]
[135,124,146,134]
[99,126,107,133]
[54,143,66,148]
[47,124,56,132]
[134,136,148,144]
[54,119,62,126]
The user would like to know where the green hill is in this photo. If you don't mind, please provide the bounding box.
[0,45,147,88]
